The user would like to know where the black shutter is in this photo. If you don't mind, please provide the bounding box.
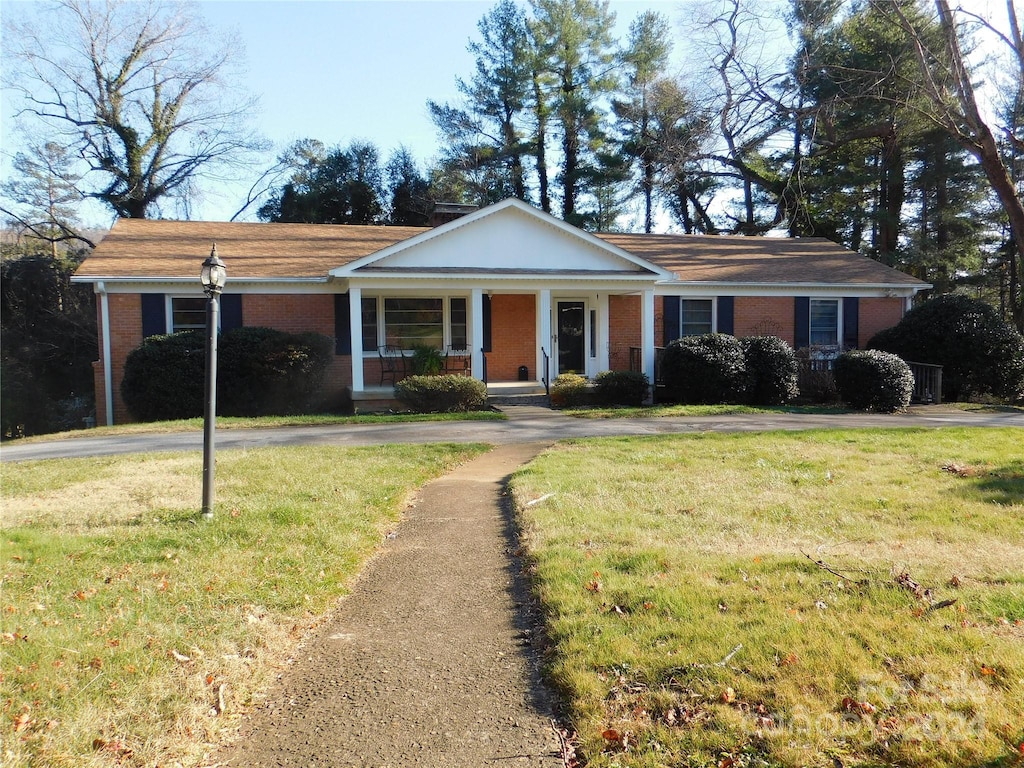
[663,296,680,344]
[141,293,166,338]
[717,296,734,335]
[482,293,492,353]
[334,292,351,355]
[843,297,859,349]
[794,297,810,349]
[221,294,243,333]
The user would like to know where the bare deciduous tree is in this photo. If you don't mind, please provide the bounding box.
[3,0,265,219]
[876,0,1024,329]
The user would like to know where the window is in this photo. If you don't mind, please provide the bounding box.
[809,299,839,346]
[170,297,206,331]
[361,297,378,350]
[449,297,467,350]
[384,298,444,348]
[681,299,713,336]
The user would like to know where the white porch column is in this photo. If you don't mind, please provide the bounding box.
[538,289,552,385]
[349,286,364,392]
[642,289,655,395]
[597,293,610,373]
[471,287,484,380]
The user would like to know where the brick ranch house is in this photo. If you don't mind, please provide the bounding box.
[73,198,929,425]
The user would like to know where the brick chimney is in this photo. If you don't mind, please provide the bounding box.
[430,202,478,227]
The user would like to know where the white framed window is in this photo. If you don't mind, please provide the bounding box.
[809,299,839,347]
[680,298,714,336]
[170,296,206,331]
[361,296,470,352]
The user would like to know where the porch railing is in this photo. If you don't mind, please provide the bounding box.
[541,347,550,395]
[629,346,666,385]
[907,361,943,404]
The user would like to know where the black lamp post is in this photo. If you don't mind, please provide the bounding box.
[200,244,226,519]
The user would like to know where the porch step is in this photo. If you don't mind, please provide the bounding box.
[488,392,551,407]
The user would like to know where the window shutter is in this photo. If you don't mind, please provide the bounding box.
[717,296,734,335]
[843,297,859,349]
[663,296,680,344]
[482,293,492,353]
[141,294,166,338]
[794,297,810,349]
[221,294,243,333]
[334,292,351,355]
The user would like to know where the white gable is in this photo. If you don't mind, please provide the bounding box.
[331,199,670,277]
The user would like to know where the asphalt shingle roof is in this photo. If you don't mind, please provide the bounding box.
[75,217,927,287]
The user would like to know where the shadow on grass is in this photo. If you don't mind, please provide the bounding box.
[957,461,1024,506]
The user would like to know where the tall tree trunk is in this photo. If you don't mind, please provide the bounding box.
[532,70,551,214]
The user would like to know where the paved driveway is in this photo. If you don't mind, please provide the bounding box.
[2,406,1021,462]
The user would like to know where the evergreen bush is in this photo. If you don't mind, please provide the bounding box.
[394,374,488,412]
[660,333,747,404]
[740,336,799,405]
[834,349,914,412]
[218,328,332,416]
[868,294,1024,402]
[550,373,591,407]
[121,331,206,421]
[593,370,649,406]
[121,327,333,421]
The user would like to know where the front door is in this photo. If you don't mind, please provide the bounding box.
[556,300,586,374]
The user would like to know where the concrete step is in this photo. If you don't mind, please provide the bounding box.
[488,393,551,407]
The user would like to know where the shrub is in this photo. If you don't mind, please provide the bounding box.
[550,373,590,407]
[409,344,444,376]
[660,333,747,404]
[218,328,332,416]
[740,336,798,405]
[593,370,649,406]
[834,350,914,412]
[867,294,1024,402]
[394,374,488,412]
[793,348,840,403]
[121,330,206,421]
[121,327,333,422]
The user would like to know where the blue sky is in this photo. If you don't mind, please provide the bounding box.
[3,0,690,224]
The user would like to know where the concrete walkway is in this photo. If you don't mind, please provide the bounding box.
[3,405,1021,462]
[220,443,565,767]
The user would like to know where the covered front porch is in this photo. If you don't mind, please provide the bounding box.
[343,285,659,399]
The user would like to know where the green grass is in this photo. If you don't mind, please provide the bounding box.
[0,443,488,767]
[562,404,852,418]
[511,428,1024,768]
[8,409,505,444]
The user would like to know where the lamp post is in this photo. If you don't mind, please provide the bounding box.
[200,244,226,519]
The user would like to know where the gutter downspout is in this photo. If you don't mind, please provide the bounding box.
[97,282,114,426]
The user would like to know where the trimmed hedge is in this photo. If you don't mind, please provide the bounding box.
[394,374,488,412]
[834,350,914,412]
[740,336,799,405]
[217,327,332,416]
[550,373,590,407]
[593,370,649,406]
[121,330,206,421]
[660,333,748,404]
[868,294,1024,402]
[121,327,333,421]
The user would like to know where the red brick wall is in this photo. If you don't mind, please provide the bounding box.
[609,295,642,370]
[858,297,905,347]
[105,294,144,424]
[101,293,354,424]
[487,294,535,381]
[734,297,796,344]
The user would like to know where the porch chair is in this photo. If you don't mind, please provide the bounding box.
[443,346,469,376]
[378,345,406,385]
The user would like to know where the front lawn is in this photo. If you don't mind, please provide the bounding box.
[0,443,488,767]
[512,428,1023,767]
